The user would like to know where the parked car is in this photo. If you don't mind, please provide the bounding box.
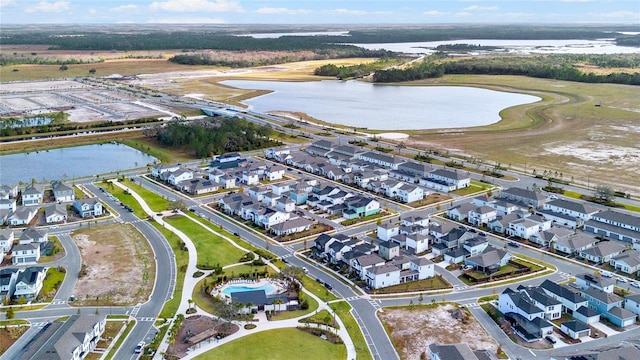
[302,267,309,274]
[233,232,239,237]
[601,271,613,278]
[324,282,333,290]
[315,278,323,284]
[545,336,556,344]
[616,276,628,283]
[134,341,146,354]
[631,282,640,288]
[508,242,520,248]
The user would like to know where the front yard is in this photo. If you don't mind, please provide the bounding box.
[369,275,452,295]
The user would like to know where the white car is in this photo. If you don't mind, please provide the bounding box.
[134,341,145,354]
[631,282,640,288]
[617,277,629,283]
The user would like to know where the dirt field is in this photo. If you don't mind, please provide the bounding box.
[0,325,29,356]
[378,304,499,360]
[71,223,155,306]
[167,315,239,359]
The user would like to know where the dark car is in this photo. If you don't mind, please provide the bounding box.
[545,336,556,344]
[233,232,239,237]
[315,278,323,284]
[508,241,520,248]
[324,282,333,290]
[189,208,196,212]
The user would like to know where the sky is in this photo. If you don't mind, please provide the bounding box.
[1,0,639,24]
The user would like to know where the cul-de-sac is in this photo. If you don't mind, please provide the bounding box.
[1,5,640,360]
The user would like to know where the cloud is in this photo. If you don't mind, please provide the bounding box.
[112,4,138,12]
[327,9,368,16]
[147,16,226,23]
[455,12,473,17]
[593,11,640,19]
[149,0,242,13]
[463,5,498,11]
[424,10,449,17]
[25,1,70,13]
[257,7,310,15]
[0,0,16,8]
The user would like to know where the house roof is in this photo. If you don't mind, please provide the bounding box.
[449,203,476,215]
[412,257,432,266]
[355,253,386,267]
[582,287,621,304]
[466,247,509,268]
[546,199,600,215]
[44,203,67,218]
[271,218,313,232]
[16,266,45,285]
[0,268,18,286]
[612,251,640,268]
[565,345,640,360]
[584,220,640,240]
[501,187,546,202]
[575,273,614,288]
[51,181,73,195]
[575,305,599,318]
[540,279,585,304]
[593,210,640,228]
[608,306,636,320]
[13,243,40,252]
[230,289,267,305]
[625,294,640,304]
[556,319,587,332]
[428,343,482,360]
[0,228,13,241]
[529,288,562,307]
[430,168,468,181]
[378,240,399,250]
[368,264,400,275]
[19,227,47,241]
[502,289,542,315]
[379,222,399,230]
[398,161,430,174]
[360,151,404,165]
[581,241,626,258]
[555,234,598,251]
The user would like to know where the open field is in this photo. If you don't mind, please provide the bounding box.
[379,303,500,360]
[71,223,155,306]
[193,328,346,360]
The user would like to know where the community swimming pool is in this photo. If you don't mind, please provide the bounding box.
[221,282,276,296]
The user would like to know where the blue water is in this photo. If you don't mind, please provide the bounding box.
[0,143,157,185]
[222,283,276,296]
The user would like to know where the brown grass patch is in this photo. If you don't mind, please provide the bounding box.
[71,223,155,306]
[0,325,29,354]
[378,303,499,360]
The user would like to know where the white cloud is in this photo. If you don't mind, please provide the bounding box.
[424,10,449,17]
[149,0,242,13]
[593,11,640,19]
[147,17,226,23]
[257,7,310,15]
[464,5,498,11]
[0,0,16,8]
[327,9,368,16]
[500,12,537,19]
[25,1,70,13]
[455,11,473,17]
[112,4,138,12]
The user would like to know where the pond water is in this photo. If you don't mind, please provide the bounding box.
[0,143,157,185]
[220,80,540,130]
[344,39,640,55]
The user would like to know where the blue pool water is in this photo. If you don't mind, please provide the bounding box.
[222,283,276,296]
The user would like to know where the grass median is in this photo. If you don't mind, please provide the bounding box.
[329,301,373,360]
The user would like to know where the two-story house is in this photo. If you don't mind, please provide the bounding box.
[73,198,103,218]
[578,241,626,264]
[51,181,75,203]
[581,287,636,327]
[13,266,46,301]
[12,243,40,264]
[22,184,44,206]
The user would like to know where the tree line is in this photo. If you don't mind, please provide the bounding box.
[155,117,280,158]
[313,58,405,79]
[373,54,640,85]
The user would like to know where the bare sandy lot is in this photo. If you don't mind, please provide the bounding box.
[378,304,499,360]
[71,223,155,306]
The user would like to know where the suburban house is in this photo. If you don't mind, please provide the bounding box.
[378,241,400,260]
[210,152,245,169]
[19,227,48,244]
[358,151,405,170]
[0,184,19,199]
[517,286,563,320]
[265,164,286,181]
[0,197,17,213]
[51,181,75,203]
[45,203,68,224]
[342,197,380,220]
[395,161,431,179]
[539,199,600,228]
[584,210,640,244]
[8,206,38,226]
[12,243,40,265]
[468,206,498,227]
[15,314,106,360]
[507,215,552,240]
[498,288,554,341]
[13,266,46,301]
[539,279,588,314]
[22,184,44,206]
[499,187,548,209]
[487,213,522,234]
[578,241,626,264]
[610,250,640,274]
[529,226,573,247]
[270,217,314,236]
[624,294,640,317]
[447,203,476,222]
[377,222,400,241]
[472,196,519,216]
[405,233,429,254]
[464,246,512,274]
[177,178,219,195]
[573,306,600,325]
[0,228,14,256]
[151,163,180,177]
[553,234,598,255]
[421,169,470,192]
[0,268,19,299]
[574,273,614,293]
[365,256,434,289]
[428,343,497,360]
[581,287,636,327]
[73,198,103,218]
[265,148,291,162]
[397,184,424,204]
[560,320,591,339]
[350,253,386,280]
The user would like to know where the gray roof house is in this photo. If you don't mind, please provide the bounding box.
[579,241,626,264]
[428,343,496,360]
[51,181,75,203]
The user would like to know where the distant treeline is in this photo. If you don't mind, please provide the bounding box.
[168,47,392,68]
[313,58,405,79]
[2,25,638,50]
[373,54,640,85]
[156,117,279,158]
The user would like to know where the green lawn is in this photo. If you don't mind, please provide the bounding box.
[40,267,66,300]
[120,139,191,164]
[298,310,338,328]
[329,301,372,360]
[269,294,318,321]
[119,179,170,212]
[301,276,339,302]
[163,215,245,268]
[222,263,274,278]
[193,328,346,360]
[451,184,485,196]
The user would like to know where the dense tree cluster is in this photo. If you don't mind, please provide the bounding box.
[373,54,640,85]
[156,117,280,158]
[313,58,404,79]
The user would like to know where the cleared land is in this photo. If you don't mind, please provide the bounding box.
[378,303,500,360]
[193,328,346,360]
[71,223,155,306]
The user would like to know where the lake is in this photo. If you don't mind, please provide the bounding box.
[220,80,540,130]
[0,143,157,185]
[344,39,640,55]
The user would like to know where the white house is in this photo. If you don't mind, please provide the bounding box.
[610,251,640,274]
[624,294,640,317]
[51,181,75,203]
[271,183,290,196]
[19,227,48,244]
[0,228,14,256]
[543,199,600,221]
[447,203,476,222]
[468,206,498,226]
[218,175,236,189]
[13,266,46,301]
[168,168,194,186]
[265,164,286,181]
[553,234,598,255]
[241,170,260,186]
[45,203,68,224]
[73,198,103,218]
[358,151,405,170]
[270,218,313,236]
[560,320,591,340]
[426,169,470,190]
[507,215,552,240]
[397,184,424,204]
[22,184,44,206]
[351,253,386,280]
[405,233,429,254]
[12,243,41,265]
[0,198,17,212]
[8,206,38,226]
[152,163,180,177]
[365,264,401,289]
[579,241,626,264]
